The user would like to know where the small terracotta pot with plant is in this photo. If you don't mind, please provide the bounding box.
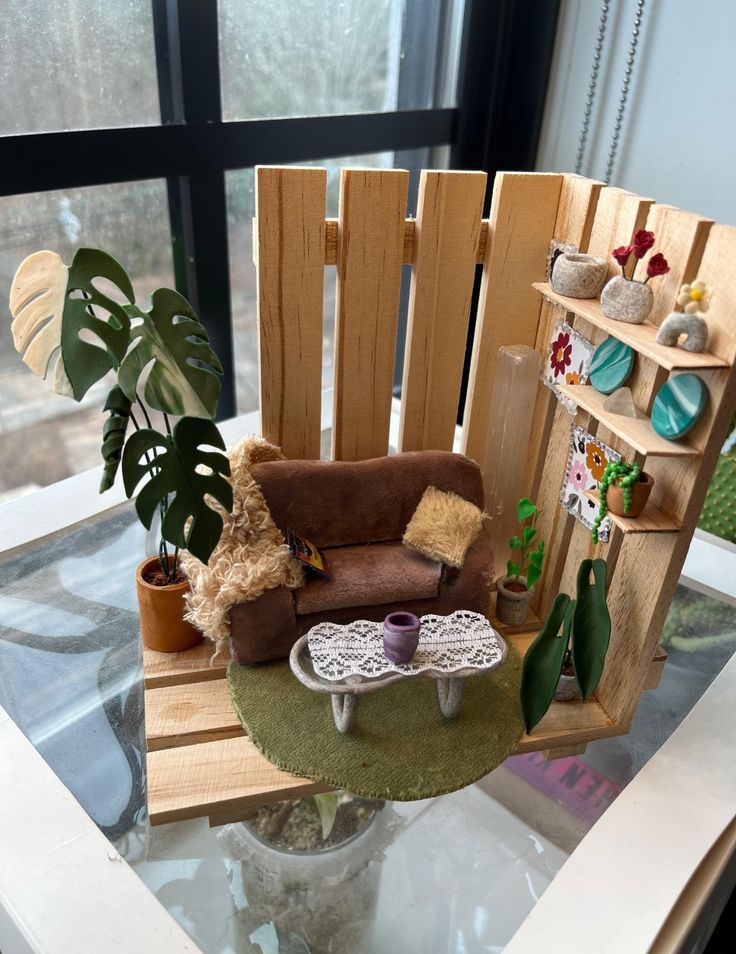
[592,460,654,543]
[496,498,545,626]
[9,247,233,652]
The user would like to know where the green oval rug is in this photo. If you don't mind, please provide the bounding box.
[227,646,523,801]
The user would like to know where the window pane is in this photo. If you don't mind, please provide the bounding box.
[0,181,173,501]
[0,0,160,135]
[219,0,465,121]
[226,149,439,423]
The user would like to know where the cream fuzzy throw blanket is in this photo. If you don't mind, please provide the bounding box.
[181,436,303,652]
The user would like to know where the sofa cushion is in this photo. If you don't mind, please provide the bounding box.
[250,450,484,548]
[294,541,441,616]
[403,485,485,568]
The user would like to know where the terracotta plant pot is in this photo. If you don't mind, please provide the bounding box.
[551,252,607,299]
[600,275,654,324]
[383,611,421,664]
[496,575,534,626]
[606,472,654,518]
[135,556,202,653]
[554,672,579,702]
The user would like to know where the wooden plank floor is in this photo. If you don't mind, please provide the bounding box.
[143,618,623,827]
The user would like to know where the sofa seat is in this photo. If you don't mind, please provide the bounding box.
[294,541,441,616]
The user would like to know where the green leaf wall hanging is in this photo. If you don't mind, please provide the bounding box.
[119,288,223,418]
[122,417,233,565]
[520,593,572,733]
[572,558,612,700]
[99,385,133,493]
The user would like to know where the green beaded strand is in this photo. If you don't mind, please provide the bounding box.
[591,460,641,543]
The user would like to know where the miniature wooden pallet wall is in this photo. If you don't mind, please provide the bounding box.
[142,168,736,825]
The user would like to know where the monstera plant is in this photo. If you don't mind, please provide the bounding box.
[9,248,233,594]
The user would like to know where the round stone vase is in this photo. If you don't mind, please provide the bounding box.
[554,672,579,702]
[600,275,654,324]
[496,576,534,626]
[606,472,654,518]
[551,252,607,299]
[383,612,421,663]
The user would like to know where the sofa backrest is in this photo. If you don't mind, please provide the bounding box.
[251,450,484,548]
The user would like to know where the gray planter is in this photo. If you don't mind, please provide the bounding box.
[600,275,654,324]
[551,252,607,299]
[496,575,534,626]
[554,673,579,702]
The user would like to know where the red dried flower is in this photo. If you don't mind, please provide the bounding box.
[612,245,634,268]
[632,229,656,258]
[646,252,670,279]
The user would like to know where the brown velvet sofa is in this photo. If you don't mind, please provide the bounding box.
[229,450,494,664]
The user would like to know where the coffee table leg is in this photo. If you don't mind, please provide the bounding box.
[436,678,464,718]
[331,693,357,733]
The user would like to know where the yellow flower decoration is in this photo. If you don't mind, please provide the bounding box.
[565,370,581,385]
[677,280,709,315]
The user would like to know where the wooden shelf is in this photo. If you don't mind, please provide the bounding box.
[584,490,680,534]
[557,384,700,457]
[533,282,729,371]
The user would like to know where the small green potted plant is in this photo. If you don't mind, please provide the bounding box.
[520,559,612,732]
[592,460,654,543]
[8,247,233,652]
[496,498,545,626]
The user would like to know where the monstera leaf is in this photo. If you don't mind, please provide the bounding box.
[118,288,222,418]
[122,417,232,564]
[520,593,572,733]
[9,247,135,401]
[99,386,133,493]
[572,558,611,700]
[9,250,74,396]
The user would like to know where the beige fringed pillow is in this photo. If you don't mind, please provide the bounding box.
[403,485,485,568]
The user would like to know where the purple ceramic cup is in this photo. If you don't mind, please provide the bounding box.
[383,611,421,664]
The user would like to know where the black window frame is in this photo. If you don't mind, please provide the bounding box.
[0,0,560,420]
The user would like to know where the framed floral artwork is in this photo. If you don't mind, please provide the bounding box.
[543,320,596,413]
[560,424,621,542]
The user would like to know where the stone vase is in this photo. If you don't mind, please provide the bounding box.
[496,575,534,626]
[551,252,607,299]
[600,275,654,324]
[554,672,579,702]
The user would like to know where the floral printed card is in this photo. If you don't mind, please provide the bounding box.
[560,424,621,542]
[543,321,596,413]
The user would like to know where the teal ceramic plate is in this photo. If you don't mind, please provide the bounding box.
[589,337,634,394]
[651,374,708,441]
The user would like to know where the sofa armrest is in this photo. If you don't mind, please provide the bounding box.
[229,586,298,665]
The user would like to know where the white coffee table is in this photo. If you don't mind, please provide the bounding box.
[289,610,508,732]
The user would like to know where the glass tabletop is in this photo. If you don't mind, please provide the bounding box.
[2,503,735,952]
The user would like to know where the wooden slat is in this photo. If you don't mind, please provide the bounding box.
[556,384,700,457]
[145,679,242,751]
[526,175,604,498]
[146,735,328,825]
[533,283,727,371]
[398,170,486,452]
[256,166,326,459]
[142,641,227,689]
[584,490,680,533]
[324,217,491,266]
[461,172,564,463]
[532,188,654,620]
[331,168,409,460]
[595,226,736,727]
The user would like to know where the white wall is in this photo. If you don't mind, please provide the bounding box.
[537,0,736,224]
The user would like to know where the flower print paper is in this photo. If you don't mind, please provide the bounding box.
[560,424,621,542]
[543,320,596,414]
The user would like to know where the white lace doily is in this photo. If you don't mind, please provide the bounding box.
[306,610,505,681]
